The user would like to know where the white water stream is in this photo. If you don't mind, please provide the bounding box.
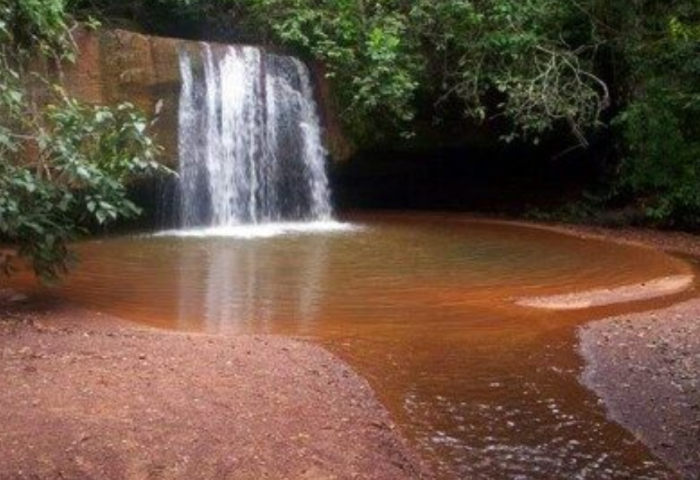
[176,44,333,231]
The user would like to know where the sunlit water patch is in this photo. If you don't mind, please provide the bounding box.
[15,213,695,479]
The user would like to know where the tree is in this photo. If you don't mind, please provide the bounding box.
[238,0,610,146]
[609,1,700,225]
[0,0,167,282]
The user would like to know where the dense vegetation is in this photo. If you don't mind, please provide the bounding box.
[0,0,166,281]
[1,1,699,280]
[69,0,700,227]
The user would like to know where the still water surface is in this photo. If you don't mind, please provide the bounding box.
[21,213,695,479]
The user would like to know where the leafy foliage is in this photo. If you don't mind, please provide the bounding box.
[0,0,166,282]
[240,0,609,145]
[243,0,423,141]
[609,2,700,226]
[411,1,609,143]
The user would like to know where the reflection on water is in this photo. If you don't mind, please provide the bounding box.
[175,232,330,333]
[18,214,694,479]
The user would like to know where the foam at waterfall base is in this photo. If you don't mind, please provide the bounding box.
[155,221,358,239]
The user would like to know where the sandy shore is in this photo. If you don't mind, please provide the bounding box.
[0,300,430,480]
[516,275,694,310]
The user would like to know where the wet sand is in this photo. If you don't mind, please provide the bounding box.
[516,275,693,310]
[0,300,431,480]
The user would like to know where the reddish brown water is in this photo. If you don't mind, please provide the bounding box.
[16,214,695,479]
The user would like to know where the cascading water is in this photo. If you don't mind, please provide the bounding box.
[176,43,333,229]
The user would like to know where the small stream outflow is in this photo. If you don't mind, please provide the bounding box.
[177,44,332,227]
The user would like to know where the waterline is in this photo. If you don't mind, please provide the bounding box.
[155,221,358,239]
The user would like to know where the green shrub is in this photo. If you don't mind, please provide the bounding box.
[0,1,168,282]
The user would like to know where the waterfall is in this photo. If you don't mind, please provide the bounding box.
[176,44,333,228]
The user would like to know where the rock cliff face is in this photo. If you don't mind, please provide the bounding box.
[58,28,352,167]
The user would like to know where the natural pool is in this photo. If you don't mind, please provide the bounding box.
[19,213,696,479]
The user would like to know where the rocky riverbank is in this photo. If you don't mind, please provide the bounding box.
[580,301,700,479]
[553,224,700,479]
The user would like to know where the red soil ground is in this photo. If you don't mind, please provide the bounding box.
[0,301,431,480]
